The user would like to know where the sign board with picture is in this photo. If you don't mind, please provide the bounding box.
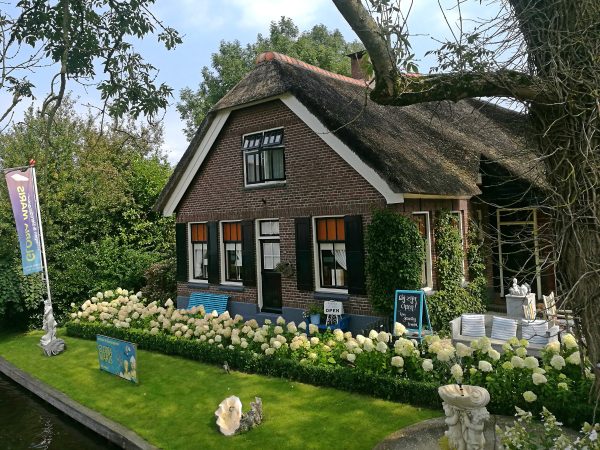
[96,335,138,384]
[393,290,432,340]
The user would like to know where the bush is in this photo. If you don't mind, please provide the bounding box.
[366,209,424,315]
[429,212,486,333]
[0,256,45,329]
[466,218,487,305]
[141,257,176,302]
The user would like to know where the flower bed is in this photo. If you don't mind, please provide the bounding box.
[66,289,597,427]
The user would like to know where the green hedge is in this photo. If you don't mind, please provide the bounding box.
[66,321,441,408]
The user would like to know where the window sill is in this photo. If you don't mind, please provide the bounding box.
[187,281,210,289]
[218,284,245,292]
[313,291,349,302]
[244,181,286,190]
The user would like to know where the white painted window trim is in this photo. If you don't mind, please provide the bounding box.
[188,222,209,284]
[242,127,286,188]
[312,215,349,294]
[219,220,243,286]
[412,212,433,289]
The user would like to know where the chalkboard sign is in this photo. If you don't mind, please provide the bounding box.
[393,290,432,339]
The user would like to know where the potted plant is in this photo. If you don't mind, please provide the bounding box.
[306,303,322,325]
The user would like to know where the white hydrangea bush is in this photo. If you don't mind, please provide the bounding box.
[68,290,596,427]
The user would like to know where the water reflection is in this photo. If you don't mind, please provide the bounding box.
[0,373,119,450]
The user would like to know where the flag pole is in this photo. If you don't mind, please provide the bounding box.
[30,162,52,305]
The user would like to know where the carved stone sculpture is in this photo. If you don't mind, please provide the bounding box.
[508,278,530,296]
[215,396,242,436]
[438,384,490,450]
[238,397,263,433]
[40,298,65,356]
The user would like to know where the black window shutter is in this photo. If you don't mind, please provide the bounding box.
[345,215,366,295]
[295,217,313,291]
[241,220,256,287]
[175,222,188,282]
[207,222,219,284]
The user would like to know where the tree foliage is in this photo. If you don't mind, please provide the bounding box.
[0,101,174,327]
[365,209,424,315]
[177,17,363,139]
[333,0,600,393]
[1,1,181,134]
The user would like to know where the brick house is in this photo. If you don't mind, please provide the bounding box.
[155,52,550,330]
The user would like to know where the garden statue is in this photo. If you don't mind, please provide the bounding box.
[508,278,530,296]
[40,298,65,356]
[215,395,263,435]
[438,384,490,450]
[238,397,263,433]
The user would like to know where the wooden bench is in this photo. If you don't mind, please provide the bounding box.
[187,292,230,316]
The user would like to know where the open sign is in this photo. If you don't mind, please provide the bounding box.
[324,300,343,316]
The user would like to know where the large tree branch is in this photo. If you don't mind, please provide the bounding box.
[332,0,550,105]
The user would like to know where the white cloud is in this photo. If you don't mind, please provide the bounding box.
[227,0,326,29]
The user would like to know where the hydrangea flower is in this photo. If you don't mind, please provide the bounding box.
[391,356,404,368]
[515,347,527,358]
[450,364,463,383]
[557,382,569,390]
[456,342,473,358]
[346,353,356,363]
[550,354,566,370]
[488,349,501,361]
[566,351,580,365]
[532,373,547,385]
[524,356,539,369]
[478,361,493,372]
[376,341,388,353]
[422,359,434,372]
[523,391,537,402]
[394,322,406,336]
[511,356,525,369]
[563,333,577,349]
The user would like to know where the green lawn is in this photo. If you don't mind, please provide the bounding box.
[0,331,440,450]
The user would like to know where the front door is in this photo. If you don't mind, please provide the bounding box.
[258,220,282,312]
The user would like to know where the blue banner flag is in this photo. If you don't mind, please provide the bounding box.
[4,168,43,275]
[97,335,138,384]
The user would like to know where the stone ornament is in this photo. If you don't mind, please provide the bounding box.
[40,298,66,356]
[508,278,531,296]
[215,396,263,436]
[439,384,490,450]
[215,396,242,436]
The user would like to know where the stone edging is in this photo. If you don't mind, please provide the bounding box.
[0,356,158,450]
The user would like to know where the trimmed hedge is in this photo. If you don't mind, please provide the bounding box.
[66,321,441,409]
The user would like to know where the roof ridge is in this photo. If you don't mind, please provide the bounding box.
[256,51,369,87]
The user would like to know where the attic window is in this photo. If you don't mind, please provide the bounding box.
[242,129,285,186]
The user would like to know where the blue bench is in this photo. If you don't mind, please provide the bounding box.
[187,292,230,316]
[317,315,350,332]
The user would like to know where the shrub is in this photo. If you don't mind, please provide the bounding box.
[466,218,487,305]
[0,256,45,329]
[366,209,424,315]
[141,257,176,302]
[427,288,485,333]
[435,211,464,291]
[66,291,596,428]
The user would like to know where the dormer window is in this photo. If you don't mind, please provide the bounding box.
[243,129,285,186]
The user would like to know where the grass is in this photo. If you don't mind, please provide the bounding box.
[0,330,440,450]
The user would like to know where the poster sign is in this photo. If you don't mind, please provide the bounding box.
[4,168,42,275]
[324,300,343,316]
[96,335,138,384]
[393,290,432,339]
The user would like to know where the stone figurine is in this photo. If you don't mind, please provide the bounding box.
[40,298,65,356]
[238,397,263,433]
[508,278,531,296]
[215,396,263,436]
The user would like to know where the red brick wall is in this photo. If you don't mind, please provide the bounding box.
[176,100,386,315]
[175,99,474,315]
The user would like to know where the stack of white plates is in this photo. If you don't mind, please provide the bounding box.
[461,314,486,337]
[491,316,517,341]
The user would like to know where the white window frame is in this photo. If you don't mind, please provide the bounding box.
[188,222,208,284]
[312,215,348,294]
[255,218,280,310]
[220,220,243,286]
[242,127,286,188]
[413,212,433,290]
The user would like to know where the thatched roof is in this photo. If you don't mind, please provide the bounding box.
[156,52,540,212]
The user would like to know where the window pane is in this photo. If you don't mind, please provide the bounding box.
[320,247,335,287]
[262,150,272,180]
[271,148,284,179]
[336,218,345,241]
[193,243,208,279]
[226,243,242,281]
[317,219,327,241]
[260,221,272,236]
[246,153,257,183]
[327,218,337,241]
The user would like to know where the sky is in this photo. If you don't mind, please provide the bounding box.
[1,0,498,165]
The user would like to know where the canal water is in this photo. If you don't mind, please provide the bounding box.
[0,372,119,450]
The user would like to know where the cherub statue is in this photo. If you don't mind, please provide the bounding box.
[39,298,65,356]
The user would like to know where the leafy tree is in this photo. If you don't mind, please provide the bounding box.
[1,1,181,134]
[177,17,363,139]
[365,209,423,315]
[0,100,174,326]
[333,0,600,392]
